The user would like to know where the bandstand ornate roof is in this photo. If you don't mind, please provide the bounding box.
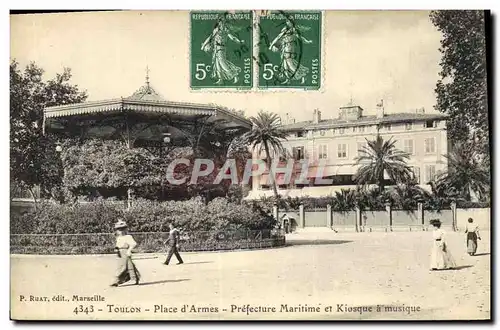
[43,76,252,137]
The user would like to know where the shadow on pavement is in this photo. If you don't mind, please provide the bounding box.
[181,261,213,265]
[285,240,353,247]
[121,279,191,287]
[473,253,490,257]
[453,265,474,270]
[430,265,473,272]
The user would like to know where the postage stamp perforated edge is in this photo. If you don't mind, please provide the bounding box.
[255,10,325,92]
[188,10,254,92]
[189,10,326,94]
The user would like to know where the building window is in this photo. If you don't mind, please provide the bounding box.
[352,127,357,133]
[320,130,326,136]
[339,128,345,134]
[337,144,347,159]
[357,142,368,156]
[292,146,304,160]
[424,138,436,154]
[297,131,304,137]
[359,126,365,132]
[412,166,421,184]
[403,139,414,155]
[319,145,328,159]
[405,123,412,130]
[425,120,435,128]
[425,165,436,183]
[385,124,392,131]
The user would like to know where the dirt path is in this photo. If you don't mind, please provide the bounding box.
[10,231,490,320]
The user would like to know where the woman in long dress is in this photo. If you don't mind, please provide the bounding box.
[111,220,141,286]
[465,217,481,256]
[201,17,244,85]
[268,20,313,85]
[430,219,457,271]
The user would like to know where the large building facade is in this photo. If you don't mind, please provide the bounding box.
[247,102,448,199]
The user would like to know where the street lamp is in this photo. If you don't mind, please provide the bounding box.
[161,133,172,200]
[163,133,171,145]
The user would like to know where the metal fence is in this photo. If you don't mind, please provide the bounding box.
[10,229,286,255]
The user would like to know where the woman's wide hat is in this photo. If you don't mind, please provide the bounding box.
[114,220,128,229]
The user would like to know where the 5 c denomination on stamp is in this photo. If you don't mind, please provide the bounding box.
[190,11,253,89]
[257,11,322,90]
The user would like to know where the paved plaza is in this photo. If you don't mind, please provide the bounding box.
[11,231,490,320]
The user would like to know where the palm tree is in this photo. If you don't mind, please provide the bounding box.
[242,111,288,199]
[425,178,458,211]
[354,134,413,192]
[390,182,427,210]
[438,143,490,201]
[331,189,357,213]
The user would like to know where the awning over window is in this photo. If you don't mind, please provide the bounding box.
[303,165,357,178]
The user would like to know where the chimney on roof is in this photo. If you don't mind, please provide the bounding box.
[313,109,322,124]
[376,99,384,119]
[282,113,289,125]
[415,107,425,114]
[282,113,296,125]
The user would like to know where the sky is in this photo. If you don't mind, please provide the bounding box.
[10,10,443,123]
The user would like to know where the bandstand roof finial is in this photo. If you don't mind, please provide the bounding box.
[127,66,164,101]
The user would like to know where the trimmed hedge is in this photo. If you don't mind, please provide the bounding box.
[10,197,283,254]
[11,197,276,235]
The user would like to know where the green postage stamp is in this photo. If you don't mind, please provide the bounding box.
[257,11,322,90]
[190,11,254,89]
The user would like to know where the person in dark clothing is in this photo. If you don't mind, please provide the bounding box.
[465,217,481,256]
[163,223,184,265]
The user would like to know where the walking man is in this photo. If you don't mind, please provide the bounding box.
[164,223,184,265]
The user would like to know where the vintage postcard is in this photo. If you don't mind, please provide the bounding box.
[10,10,491,321]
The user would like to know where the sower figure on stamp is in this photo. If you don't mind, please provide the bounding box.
[163,223,184,265]
[201,16,245,85]
[111,220,141,287]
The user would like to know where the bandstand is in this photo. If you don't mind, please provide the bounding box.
[43,73,251,153]
[41,72,252,204]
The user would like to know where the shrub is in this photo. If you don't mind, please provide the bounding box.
[11,197,275,235]
[247,186,492,212]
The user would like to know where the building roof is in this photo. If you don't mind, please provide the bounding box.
[43,79,251,129]
[280,112,447,131]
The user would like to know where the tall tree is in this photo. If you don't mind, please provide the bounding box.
[390,182,427,210]
[354,135,413,191]
[242,111,287,199]
[436,142,490,202]
[429,11,489,164]
[10,60,88,200]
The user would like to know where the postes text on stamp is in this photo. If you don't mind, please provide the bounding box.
[257,11,322,90]
[190,11,253,89]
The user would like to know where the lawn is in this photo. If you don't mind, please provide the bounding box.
[10,230,490,320]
